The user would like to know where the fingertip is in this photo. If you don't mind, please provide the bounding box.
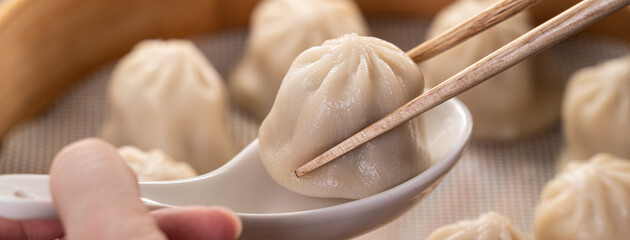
[50,137,137,189]
[49,138,158,239]
[152,206,242,240]
[193,206,242,240]
[50,138,119,174]
[210,206,242,238]
[56,138,115,157]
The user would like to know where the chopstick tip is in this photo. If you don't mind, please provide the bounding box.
[295,169,305,178]
[295,156,326,178]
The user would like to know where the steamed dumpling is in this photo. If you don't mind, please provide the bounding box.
[229,0,368,119]
[561,56,630,165]
[259,34,430,199]
[102,39,236,174]
[423,0,561,140]
[534,153,630,240]
[427,212,531,240]
[118,146,197,181]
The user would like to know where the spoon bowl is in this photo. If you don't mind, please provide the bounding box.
[140,97,472,239]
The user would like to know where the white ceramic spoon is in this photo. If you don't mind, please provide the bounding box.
[0,98,471,239]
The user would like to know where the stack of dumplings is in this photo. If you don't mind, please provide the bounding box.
[426,212,531,240]
[560,56,630,167]
[229,0,368,120]
[423,0,561,140]
[259,34,430,199]
[534,153,630,240]
[102,40,236,174]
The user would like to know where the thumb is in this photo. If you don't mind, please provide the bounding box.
[49,138,166,240]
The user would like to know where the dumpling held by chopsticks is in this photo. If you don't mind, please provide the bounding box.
[259,34,431,199]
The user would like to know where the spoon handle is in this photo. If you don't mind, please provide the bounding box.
[0,174,166,220]
[0,174,56,220]
[296,0,630,177]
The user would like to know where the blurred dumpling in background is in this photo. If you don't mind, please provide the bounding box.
[229,0,369,120]
[534,153,630,240]
[423,0,561,140]
[259,34,430,199]
[560,56,630,168]
[426,212,531,240]
[118,146,197,181]
[102,39,236,174]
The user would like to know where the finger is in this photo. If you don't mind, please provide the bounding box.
[152,206,242,240]
[49,138,166,240]
[0,217,63,240]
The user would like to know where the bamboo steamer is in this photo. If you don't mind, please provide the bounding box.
[0,0,628,139]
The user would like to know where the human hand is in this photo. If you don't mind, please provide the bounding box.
[0,138,241,240]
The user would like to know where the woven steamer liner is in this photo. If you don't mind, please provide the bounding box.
[1,0,630,239]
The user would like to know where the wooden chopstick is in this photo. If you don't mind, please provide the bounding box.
[406,0,541,62]
[296,0,630,177]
